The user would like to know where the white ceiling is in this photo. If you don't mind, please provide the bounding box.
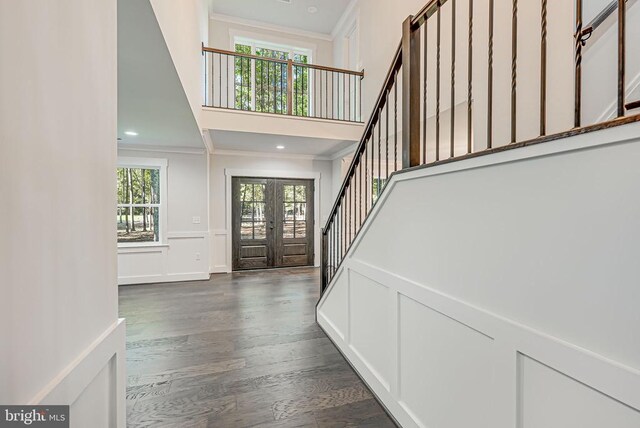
[208,0,353,35]
[210,130,355,158]
[118,0,204,148]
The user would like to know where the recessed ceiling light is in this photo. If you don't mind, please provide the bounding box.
[124,131,138,136]
[307,6,318,13]
[276,145,285,150]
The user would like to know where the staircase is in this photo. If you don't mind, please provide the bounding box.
[317,1,640,427]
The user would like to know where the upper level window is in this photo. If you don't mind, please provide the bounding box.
[117,158,167,245]
[233,38,311,116]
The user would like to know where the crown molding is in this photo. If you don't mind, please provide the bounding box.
[209,13,333,42]
[331,0,359,40]
[212,148,332,161]
[118,143,206,155]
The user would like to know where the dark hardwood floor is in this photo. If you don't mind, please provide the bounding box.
[119,267,396,427]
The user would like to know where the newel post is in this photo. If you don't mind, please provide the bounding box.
[402,16,421,168]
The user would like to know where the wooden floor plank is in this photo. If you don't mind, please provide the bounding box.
[120,267,395,427]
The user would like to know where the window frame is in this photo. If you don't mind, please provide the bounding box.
[117,157,168,248]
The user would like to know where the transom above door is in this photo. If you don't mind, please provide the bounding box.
[232,177,314,271]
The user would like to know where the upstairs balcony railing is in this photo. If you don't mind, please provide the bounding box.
[321,0,640,293]
[202,46,364,123]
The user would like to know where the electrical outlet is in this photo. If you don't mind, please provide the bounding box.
[192,216,201,224]
[195,252,201,261]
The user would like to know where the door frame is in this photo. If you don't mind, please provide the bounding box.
[225,168,321,272]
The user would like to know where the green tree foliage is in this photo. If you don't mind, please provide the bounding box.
[234,44,309,116]
[117,167,160,242]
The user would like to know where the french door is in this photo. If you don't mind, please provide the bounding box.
[232,177,314,271]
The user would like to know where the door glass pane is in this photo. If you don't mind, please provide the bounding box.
[295,185,306,202]
[241,202,253,220]
[295,203,306,220]
[283,185,295,202]
[241,222,253,240]
[295,221,306,238]
[254,222,266,239]
[254,202,266,221]
[254,184,265,201]
[240,183,252,201]
[283,221,294,239]
[283,202,294,220]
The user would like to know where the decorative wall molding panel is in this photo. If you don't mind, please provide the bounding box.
[318,123,640,427]
[34,320,126,427]
[118,232,210,285]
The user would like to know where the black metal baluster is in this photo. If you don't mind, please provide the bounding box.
[209,52,213,107]
[359,74,362,122]
[511,0,518,143]
[540,0,547,135]
[618,0,626,117]
[468,0,473,152]
[371,132,375,207]
[423,24,429,163]
[347,74,351,121]
[365,140,369,214]
[226,55,229,108]
[575,0,582,127]
[239,56,242,109]
[436,5,441,161]
[325,71,329,119]
[358,159,362,226]
[386,94,390,179]
[394,72,398,171]
[378,110,382,198]
[488,0,494,147]
[451,0,456,158]
[320,69,323,118]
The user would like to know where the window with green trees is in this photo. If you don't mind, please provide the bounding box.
[117,167,160,243]
[234,41,310,116]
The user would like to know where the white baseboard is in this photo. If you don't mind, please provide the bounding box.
[119,272,210,285]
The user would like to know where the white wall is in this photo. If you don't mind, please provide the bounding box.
[582,1,640,125]
[318,122,640,427]
[150,0,209,131]
[0,0,125,426]
[209,17,334,67]
[117,148,210,285]
[209,152,333,272]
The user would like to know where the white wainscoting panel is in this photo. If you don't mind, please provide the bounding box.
[518,354,640,428]
[398,294,495,428]
[118,232,210,284]
[317,268,348,341]
[36,319,126,428]
[349,271,392,391]
[317,124,640,427]
[211,229,229,273]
